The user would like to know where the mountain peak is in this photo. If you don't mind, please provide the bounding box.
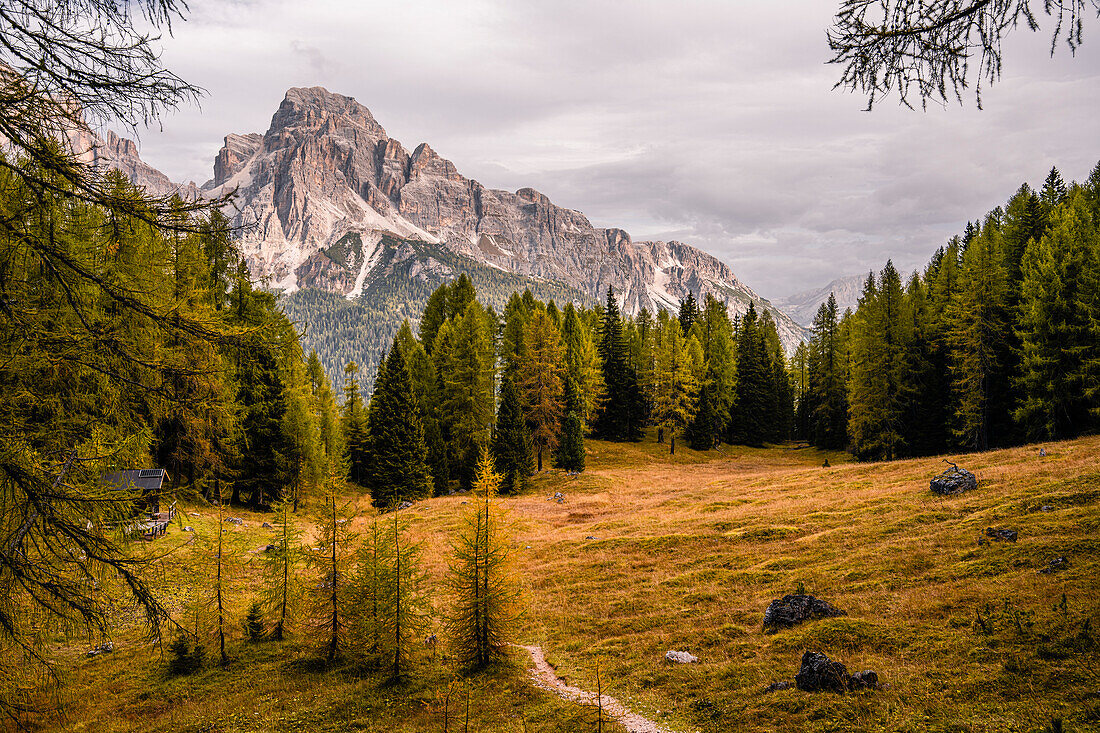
[269,86,386,138]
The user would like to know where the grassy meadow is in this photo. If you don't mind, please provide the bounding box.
[32,433,1100,732]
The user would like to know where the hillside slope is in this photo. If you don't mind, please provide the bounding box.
[48,435,1100,732]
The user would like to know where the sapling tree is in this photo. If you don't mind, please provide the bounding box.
[262,498,304,641]
[309,475,356,664]
[446,448,521,669]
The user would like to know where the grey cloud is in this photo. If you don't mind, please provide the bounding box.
[132,0,1100,298]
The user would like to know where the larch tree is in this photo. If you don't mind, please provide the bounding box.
[652,319,699,455]
[310,477,357,665]
[561,303,605,429]
[847,263,911,461]
[520,308,566,471]
[262,498,303,641]
[447,448,521,669]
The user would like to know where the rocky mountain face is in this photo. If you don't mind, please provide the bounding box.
[772,273,867,328]
[201,86,809,350]
[66,127,200,200]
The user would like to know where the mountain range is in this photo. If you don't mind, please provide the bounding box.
[72,86,812,381]
[771,273,866,328]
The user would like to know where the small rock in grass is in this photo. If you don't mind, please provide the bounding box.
[182,526,194,532]
[585,536,599,540]
[86,642,114,657]
[261,544,276,553]
[225,516,243,525]
[665,650,698,664]
[763,680,793,693]
[1039,556,1068,574]
[262,522,273,529]
[762,594,846,633]
[849,670,879,689]
[930,462,978,495]
[795,651,849,693]
[1040,505,1054,512]
[984,527,1018,542]
[1039,447,1047,457]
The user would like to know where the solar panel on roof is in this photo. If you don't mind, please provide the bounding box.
[139,469,162,478]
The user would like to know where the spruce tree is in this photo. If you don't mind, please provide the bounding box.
[493,373,533,494]
[807,294,848,450]
[438,300,496,490]
[1015,193,1100,439]
[947,224,1011,450]
[363,346,432,508]
[1040,166,1068,213]
[678,292,699,333]
[593,288,644,441]
[555,377,586,471]
[730,304,772,446]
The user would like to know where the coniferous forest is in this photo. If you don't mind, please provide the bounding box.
[795,165,1100,460]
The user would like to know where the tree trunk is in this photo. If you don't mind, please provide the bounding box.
[657,427,664,444]
[537,448,543,472]
[670,435,676,455]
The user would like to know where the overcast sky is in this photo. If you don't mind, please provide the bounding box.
[130,0,1100,300]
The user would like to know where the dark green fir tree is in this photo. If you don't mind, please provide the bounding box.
[363,347,432,508]
[493,372,533,494]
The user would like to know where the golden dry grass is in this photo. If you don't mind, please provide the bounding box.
[27,433,1100,732]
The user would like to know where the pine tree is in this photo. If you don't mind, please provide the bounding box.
[730,304,772,446]
[520,308,566,471]
[847,263,910,461]
[447,448,521,669]
[947,224,1011,450]
[493,373,533,494]
[1015,192,1100,439]
[678,292,699,333]
[593,288,644,441]
[363,346,432,508]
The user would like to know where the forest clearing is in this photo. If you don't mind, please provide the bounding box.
[32,433,1100,733]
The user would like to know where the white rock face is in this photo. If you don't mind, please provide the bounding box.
[664,650,698,664]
